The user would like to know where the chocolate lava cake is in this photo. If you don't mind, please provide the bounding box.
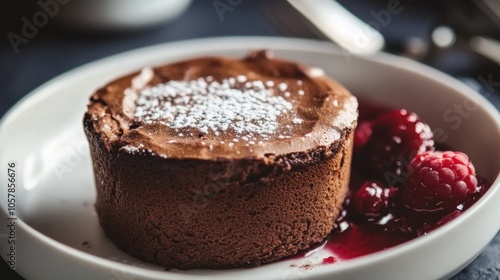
[83,50,358,269]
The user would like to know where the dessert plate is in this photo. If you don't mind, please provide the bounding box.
[1,37,499,280]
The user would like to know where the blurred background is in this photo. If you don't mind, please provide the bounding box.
[1,0,499,279]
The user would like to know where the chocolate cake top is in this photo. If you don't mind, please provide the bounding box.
[86,50,357,160]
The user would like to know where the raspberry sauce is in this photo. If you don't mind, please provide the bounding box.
[323,224,414,260]
[294,100,490,264]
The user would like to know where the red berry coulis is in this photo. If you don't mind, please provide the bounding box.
[322,256,337,264]
[293,100,490,264]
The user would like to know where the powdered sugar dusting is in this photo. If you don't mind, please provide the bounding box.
[134,76,293,137]
[120,144,159,156]
[123,67,154,116]
[333,96,358,127]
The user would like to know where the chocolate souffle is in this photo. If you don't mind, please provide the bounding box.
[83,50,358,269]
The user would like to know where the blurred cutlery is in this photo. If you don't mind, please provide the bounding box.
[470,36,500,65]
[287,0,385,55]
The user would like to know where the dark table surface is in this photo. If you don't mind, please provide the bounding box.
[1,0,499,279]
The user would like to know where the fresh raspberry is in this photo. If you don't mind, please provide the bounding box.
[463,178,488,208]
[402,151,478,213]
[363,109,434,182]
[351,181,398,221]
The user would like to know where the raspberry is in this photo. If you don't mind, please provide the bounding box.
[463,178,488,208]
[402,151,478,213]
[351,181,398,221]
[363,109,434,182]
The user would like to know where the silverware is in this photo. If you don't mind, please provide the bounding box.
[287,0,385,55]
[267,0,500,68]
[470,36,500,65]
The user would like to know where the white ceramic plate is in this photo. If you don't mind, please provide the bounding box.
[1,37,499,280]
[54,0,193,31]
